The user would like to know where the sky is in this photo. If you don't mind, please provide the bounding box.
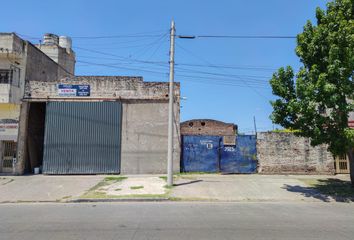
[2,0,330,133]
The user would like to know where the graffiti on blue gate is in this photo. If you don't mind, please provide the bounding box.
[181,135,257,173]
[220,135,257,173]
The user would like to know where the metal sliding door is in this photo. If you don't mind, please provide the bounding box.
[43,102,122,174]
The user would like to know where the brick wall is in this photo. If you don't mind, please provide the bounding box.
[181,119,236,136]
[257,132,335,174]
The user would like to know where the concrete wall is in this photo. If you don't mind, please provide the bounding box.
[181,119,237,136]
[0,33,24,55]
[257,132,335,174]
[13,102,29,175]
[0,141,3,172]
[0,85,10,103]
[36,44,75,76]
[25,43,61,83]
[121,100,180,174]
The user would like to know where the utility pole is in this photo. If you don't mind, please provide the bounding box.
[167,20,176,187]
[253,116,257,137]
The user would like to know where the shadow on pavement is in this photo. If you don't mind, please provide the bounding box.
[174,180,203,187]
[283,178,354,202]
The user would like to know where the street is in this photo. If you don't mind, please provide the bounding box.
[0,202,353,240]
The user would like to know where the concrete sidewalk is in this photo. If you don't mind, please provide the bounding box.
[0,174,351,203]
[171,174,351,202]
[0,175,104,203]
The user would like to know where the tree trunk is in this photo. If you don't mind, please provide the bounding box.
[349,148,354,187]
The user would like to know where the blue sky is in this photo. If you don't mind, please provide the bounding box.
[2,0,329,133]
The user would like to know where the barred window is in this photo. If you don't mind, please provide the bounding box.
[0,69,12,84]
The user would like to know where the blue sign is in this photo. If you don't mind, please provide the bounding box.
[58,84,90,97]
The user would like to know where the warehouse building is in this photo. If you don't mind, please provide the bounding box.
[17,76,180,175]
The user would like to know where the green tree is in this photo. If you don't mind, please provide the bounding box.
[270,0,354,185]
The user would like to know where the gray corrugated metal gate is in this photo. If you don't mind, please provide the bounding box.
[42,102,122,174]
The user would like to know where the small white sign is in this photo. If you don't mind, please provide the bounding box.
[58,88,77,96]
[224,146,236,152]
[206,143,213,149]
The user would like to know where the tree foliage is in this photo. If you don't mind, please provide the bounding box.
[270,0,354,156]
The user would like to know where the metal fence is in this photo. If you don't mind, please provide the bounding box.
[335,155,350,174]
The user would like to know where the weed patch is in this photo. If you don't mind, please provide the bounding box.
[82,176,127,198]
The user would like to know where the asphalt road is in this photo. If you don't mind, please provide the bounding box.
[0,202,353,240]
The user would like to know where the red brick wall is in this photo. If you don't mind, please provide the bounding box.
[181,119,236,136]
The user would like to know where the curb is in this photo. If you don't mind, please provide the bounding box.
[2,198,352,204]
[69,198,170,203]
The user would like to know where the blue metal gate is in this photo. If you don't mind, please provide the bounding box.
[181,135,257,173]
[220,135,257,173]
[181,136,220,172]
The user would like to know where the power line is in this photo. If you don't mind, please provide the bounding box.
[71,45,273,88]
[17,30,167,40]
[74,59,271,87]
[131,32,168,59]
[175,74,270,89]
[74,47,168,65]
[179,35,296,39]
[77,54,165,63]
[74,56,271,85]
[45,53,168,67]
[76,60,169,73]
[46,45,278,71]
[17,30,276,91]
[175,66,270,81]
[45,46,273,87]
[73,37,165,48]
[175,42,271,99]
[69,46,276,77]
[176,62,277,71]
[48,51,276,72]
[71,31,167,39]
[76,60,169,76]
[76,60,270,89]
[18,32,296,40]
[145,34,169,61]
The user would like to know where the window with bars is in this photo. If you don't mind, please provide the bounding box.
[0,69,12,84]
[2,141,16,170]
[335,155,350,174]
